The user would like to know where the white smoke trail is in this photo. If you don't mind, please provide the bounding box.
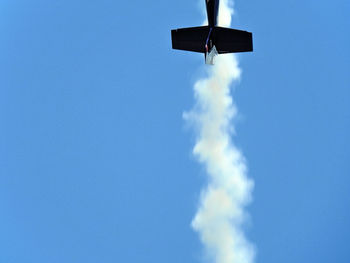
[184,1,255,263]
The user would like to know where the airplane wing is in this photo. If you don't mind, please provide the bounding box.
[213,27,253,54]
[171,26,210,53]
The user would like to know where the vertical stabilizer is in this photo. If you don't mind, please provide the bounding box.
[205,45,218,65]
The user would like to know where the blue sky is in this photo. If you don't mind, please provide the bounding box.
[1,0,349,263]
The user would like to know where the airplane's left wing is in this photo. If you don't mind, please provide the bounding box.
[171,26,210,53]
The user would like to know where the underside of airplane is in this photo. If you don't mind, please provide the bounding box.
[171,0,253,64]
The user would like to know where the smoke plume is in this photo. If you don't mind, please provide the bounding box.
[184,1,255,262]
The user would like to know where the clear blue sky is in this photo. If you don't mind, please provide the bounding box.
[1,0,349,262]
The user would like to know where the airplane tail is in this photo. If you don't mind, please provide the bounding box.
[171,26,253,63]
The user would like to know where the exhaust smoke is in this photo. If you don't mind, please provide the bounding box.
[184,1,255,262]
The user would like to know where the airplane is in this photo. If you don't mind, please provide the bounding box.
[171,0,253,65]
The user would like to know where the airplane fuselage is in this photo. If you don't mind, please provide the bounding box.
[206,0,219,27]
[204,0,219,56]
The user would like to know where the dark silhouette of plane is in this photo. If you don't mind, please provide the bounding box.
[171,0,253,64]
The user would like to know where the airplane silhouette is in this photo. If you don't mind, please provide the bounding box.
[171,0,253,64]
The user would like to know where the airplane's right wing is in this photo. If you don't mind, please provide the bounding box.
[213,27,253,54]
[171,26,210,53]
